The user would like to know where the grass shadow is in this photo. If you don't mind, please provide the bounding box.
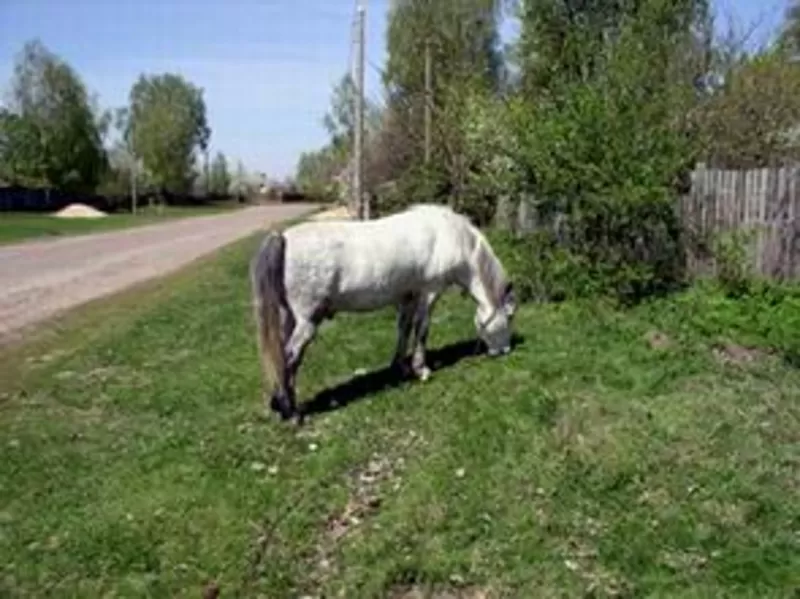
[782,349,800,369]
[299,333,525,419]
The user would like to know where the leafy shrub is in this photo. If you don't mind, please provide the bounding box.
[650,279,800,363]
[712,228,757,297]
[372,162,450,217]
[480,1,699,303]
[487,229,600,302]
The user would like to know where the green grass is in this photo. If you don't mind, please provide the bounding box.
[0,235,798,598]
[0,203,243,245]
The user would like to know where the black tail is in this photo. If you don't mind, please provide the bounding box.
[250,231,294,419]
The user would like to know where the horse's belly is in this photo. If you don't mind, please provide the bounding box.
[331,287,405,311]
[332,268,424,311]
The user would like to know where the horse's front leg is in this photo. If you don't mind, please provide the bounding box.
[410,292,439,381]
[390,294,418,378]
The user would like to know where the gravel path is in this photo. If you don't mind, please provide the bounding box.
[0,203,317,344]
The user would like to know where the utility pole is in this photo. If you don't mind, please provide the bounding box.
[424,38,432,165]
[354,2,367,219]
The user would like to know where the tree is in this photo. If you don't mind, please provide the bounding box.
[208,151,231,195]
[294,145,344,199]
[692,48,800,167]
[0,39,107,192]
[779,0,800,56]
[125,73,210,195]
[294,72,384,201]
[385,0,504,99]
[515,0,710,95]
[323,74,382,152]
[380,0,506,211]
[230,160,252,200]
[0,110,46,186]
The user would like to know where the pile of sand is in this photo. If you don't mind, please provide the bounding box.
[53,203,108,219]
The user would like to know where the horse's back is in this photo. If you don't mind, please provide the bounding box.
[281,205,475,312]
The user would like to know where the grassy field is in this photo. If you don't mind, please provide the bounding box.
[0,203,242,245]
[0,233,798,598]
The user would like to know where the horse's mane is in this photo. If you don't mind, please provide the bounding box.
[403,203,507,306]
[473,229,508,308]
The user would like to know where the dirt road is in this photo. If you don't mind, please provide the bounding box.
[0,203,317,344]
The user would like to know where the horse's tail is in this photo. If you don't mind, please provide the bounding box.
[250,231,290,411]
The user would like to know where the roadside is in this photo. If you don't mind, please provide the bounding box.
[0,203,245,246]
[0,202,317,344]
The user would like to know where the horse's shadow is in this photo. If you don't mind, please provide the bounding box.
[298,333,525,419]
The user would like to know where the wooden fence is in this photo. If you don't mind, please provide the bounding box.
[682,164,800,279]
[495,163,800,281]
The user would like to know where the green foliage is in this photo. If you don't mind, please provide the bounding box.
[712,228,758,297]
[517,0,709,94]
[230,159,254,199]
[476,0,704,301]
[208,151,231,196]
[693,48,800,167]
[385,0,503,97]
[777,0,800,56]
[126,73,210,194]
[379,0,505,213]
[0,110,47,186]
[293,72,383,200]
[373,162,449,216]
[486,229,599,301]
[323,74,382,153]
[294,144,346,201]
[0,40,108,192]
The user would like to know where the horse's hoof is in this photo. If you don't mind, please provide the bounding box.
[269,394,282,414]
[268,391,297,422]
[391,359,413,379]
[415,366,431,382]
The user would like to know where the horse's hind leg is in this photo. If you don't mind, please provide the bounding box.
[390,294,418,377]
[282,316,318,417]
[410,292,440,381]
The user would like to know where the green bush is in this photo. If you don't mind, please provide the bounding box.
[488,188,687,304]
[373,162,450,217]
[481,3,698,303]
[486,229,600,302]
[712,228,758,298]
[655,279,800,363]
[375,0,705,305]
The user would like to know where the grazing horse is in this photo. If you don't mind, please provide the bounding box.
[249,203,516,421]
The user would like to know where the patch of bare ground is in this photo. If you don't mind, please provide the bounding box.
[387,584,498,599]
[308,430,424,593]
[711,340,772,365]
[644,329,672,350]
[560,537,636,598]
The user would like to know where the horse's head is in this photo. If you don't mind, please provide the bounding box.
[475,280,516,356]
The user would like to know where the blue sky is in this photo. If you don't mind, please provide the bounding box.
[0,0,792,179]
